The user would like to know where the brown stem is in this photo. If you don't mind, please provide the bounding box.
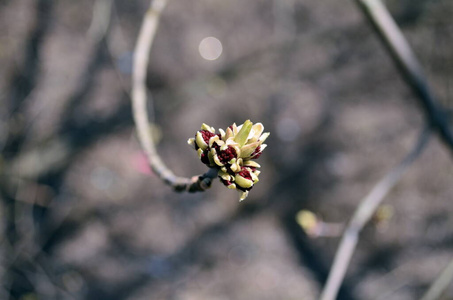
[131,0,217,193]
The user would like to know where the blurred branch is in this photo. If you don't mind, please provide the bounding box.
[354,0,453,153]
[319,1,453,298]
[5,0,53,114]
[319,126,431,300]
[59,0,113,123]
[132,0,218,192]
[87,0,113,42]
[420,257,453,300]
[2,0,53,159]
[2,0,113,177]
[3,0,115,180]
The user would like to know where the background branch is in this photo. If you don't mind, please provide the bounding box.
[132,0,217,192]
[354,0,453,152]
[319,126,431,300]
[319,1,453,298]
[420,257,453,300]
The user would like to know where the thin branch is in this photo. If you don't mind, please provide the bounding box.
[420,257,453,300]
[319,126,431,300]
[354,0,453,153]
[87,0,113,42]
[131,0,217,192]
[4,0,114,180]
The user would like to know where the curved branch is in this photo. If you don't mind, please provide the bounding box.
[319,126,431,300]
[354,0,453,153]
[131,0,217,192]
[420,257,453,300]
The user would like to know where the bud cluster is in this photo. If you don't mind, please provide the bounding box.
[188,120,269,201]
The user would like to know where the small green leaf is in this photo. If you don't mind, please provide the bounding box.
[234,120,253,147]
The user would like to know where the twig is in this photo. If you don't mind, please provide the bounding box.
[319,126,431,300]
[87,0,113,42]
[4,0,115,180]
[131,0,217,192]
[354,0,453,152]
[420,257,453,300]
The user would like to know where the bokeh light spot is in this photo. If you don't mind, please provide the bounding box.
[198,36,223,61]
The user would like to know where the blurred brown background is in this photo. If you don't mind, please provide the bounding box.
[1,0,453,299]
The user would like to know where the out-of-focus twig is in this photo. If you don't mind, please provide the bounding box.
[354,0,453,153]
[87,0,113,42]
[420,257,453,300]
[319,126,431,300]
[2,0,53,159]
[132,0,218,192]
[4,0,115,180]
[319,1,453,298]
